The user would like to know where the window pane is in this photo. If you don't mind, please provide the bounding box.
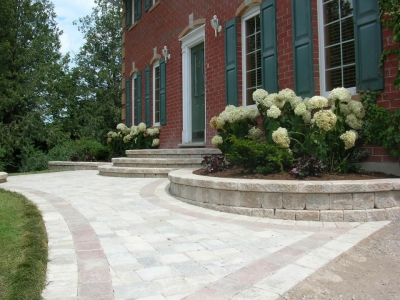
[154,66,160,123]
[244,14,261,105]
[326,68,342,90]
[342,65,356,88]
[340,0,353,18]
[323,0,355,91]
[342,41,355,65]
[341,17,354,41]
[325,44,341,69]
[324,0,339,23]
[325,21,340,45]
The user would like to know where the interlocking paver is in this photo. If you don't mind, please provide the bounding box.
[2,170,390,300]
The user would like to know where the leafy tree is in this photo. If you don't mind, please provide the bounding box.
[0,0,67,171]
[62,0,123,142]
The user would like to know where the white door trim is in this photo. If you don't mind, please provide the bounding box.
[180,25,205,144]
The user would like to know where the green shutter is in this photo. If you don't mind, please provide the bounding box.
[145,66,151,127]
[225,18,238,106]
[145,0,151,11]
[354,0,384,91]
[135,0,142,21]
[260,0,278,94]
[125,78,131,127]
[159,58,167,125]
[136,72,142,124]
[292,0,314,97]
[125,0,131,28]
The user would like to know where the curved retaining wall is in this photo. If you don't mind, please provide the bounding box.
[168,169,400,222]
[49,161,112,171]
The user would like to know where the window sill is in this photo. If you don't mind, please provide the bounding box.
[148,1,160,13]
[178,142,205,148]
[128,22,138,31]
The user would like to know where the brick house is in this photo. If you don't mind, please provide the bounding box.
[121,0,399,173]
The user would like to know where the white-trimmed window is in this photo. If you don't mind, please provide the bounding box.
[242,5,261,106]
[318,0,356,96]
[153,61,160,125]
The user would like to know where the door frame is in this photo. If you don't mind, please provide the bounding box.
[180,25,205,144]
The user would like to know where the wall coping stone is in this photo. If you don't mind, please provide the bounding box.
[0,172,8,183]
[168,169,400,222]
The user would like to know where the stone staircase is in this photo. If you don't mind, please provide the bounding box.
[98,148,221,178]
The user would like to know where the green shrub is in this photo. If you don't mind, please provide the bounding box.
[226,136,293,174]
[48,139,110,162]
[0,145,6,171]
[48,141,77,161]
[18,147,49,172]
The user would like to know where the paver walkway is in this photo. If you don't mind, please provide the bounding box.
[2,171,389,300]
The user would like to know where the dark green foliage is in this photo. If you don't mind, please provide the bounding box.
[201,155,231,174]
[361,91,400,159]
[49,139,110,162]
[290,156,326,178]
[379,0,400,87]
[226,136,293,174]
[216,119,258,155]
[18,147,49,173]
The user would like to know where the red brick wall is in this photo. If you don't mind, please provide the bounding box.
[123,0,399,163]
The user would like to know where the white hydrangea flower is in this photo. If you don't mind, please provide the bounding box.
[138,122,146,132]
[123,134,133,143]
[267,105,281,119]
[290,96,303,109]
[339,103,351,116]
[116,123,126,131]
[262,93,279,108]
[111,132,118,138]
[340,130,358,150]
[348,100,365,119]
[252,89,269,104]
[329,87,352,103]
[278,88,296,103]
[153,128,160,135]
[302,110,312,124]
[107,131,114,138]
[294,103,307,116]
[146,128,155,136]
[313,109,337,131]
[345,114,363,130]
[308,96,329,110]
[210,116,225,129]
[107,137,112,144]
[152,138,160,147]
[272,127,290,148]
[247,107,260,119]
[211,135,223,145]
[248,127,263,141]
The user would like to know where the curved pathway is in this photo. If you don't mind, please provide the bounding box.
[2,171,389,300]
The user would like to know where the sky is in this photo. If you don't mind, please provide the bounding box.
[52,0,96,56]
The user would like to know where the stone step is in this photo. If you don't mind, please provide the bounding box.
[112,157,202,168]
[98,165,175,178]
[126,148,221,158]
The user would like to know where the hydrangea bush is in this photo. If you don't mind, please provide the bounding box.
[107,122,160,157]
[210,87,368,175]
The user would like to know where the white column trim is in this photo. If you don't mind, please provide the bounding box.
[180,25,205,144]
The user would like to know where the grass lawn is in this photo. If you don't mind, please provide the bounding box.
[0,189,48,300]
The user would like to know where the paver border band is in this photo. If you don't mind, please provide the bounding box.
[168,169,400,222]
